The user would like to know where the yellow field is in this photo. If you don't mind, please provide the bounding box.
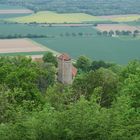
[6,11,140,23]
[7,11,105,23]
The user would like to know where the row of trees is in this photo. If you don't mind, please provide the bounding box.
[0,34,47,39]
[0,53,139,139]
[97,30,139,37]
[0,30,139,39]
[0,32,93,39]
[59,32,93,37]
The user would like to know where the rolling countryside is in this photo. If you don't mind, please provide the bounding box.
[0,1,140,140]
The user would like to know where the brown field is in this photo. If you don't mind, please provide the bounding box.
[0,39,46,54]
[96,24,140,32]
[0,9,33,14]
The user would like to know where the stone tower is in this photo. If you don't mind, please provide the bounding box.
[58,53,73,84]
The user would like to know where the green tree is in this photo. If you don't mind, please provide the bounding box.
[73,68,119,107]
[97,31,102,35]
[76,56,91,72]
[43,52,58,67]
[109,94,140,139]
[91,60,113,71]
[115,30,121,36]
[109,30,114,36]
[102,31,108,36]
[120,60,140,108]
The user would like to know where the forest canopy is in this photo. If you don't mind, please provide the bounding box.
[0,0,140,15]
[0,55,139,140]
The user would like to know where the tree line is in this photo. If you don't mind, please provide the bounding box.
[97,30,140,37]
[0,34,48,39]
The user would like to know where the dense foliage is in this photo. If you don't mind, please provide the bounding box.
[0,55,139,140]
[0,0,140,16]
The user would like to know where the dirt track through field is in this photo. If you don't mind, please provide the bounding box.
[0,9,33,14]
[0,39,46,54]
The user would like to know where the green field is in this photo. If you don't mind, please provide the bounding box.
[0,51,46,57]
[0,23,140,64]
[3,34,140,64]
[110,15,140,22]
[127,20,140,26]
[0,23,49,35]
[0,13,31,19]
[0,4,24,9]
[0,23,96,36]
[33,35,140,64]
[7,11,106,23]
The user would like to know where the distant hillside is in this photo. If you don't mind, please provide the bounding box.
[0,0,140,16]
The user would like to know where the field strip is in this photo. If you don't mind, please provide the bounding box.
[95,24,140,32]
[26,38,61,56]
[0,51,46,56]
[0,38,46,54]
[0,9,33,14]
[97,14,140,22]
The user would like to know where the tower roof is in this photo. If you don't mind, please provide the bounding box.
[58,53,71,61]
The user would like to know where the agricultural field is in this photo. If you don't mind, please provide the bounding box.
[0,4,33,18]
[0,38,46,54]
[0,22,140,64]
[127,20,140,26]
[0,7,139,64]
[0,13,32,18]
[98,14,140,22]
[0,23,49,36]
[7,11,106,23]
[33,29,140,64]
[6,11,140,24]
[0,9,33,14]
[0,23,97,36]
[0,4,24,9]
[96,24,140,32]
